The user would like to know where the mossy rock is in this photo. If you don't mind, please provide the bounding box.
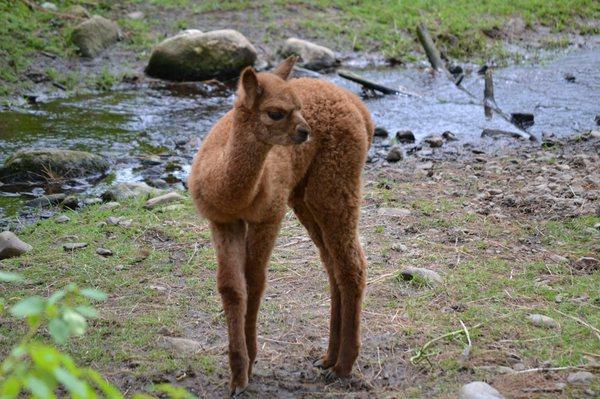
[145,29,257,81]
[71,15,121,58]
[0,148,110,182]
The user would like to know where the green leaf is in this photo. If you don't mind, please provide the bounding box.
[48,318,70,344]
[10,296,45,318]
[75,305,98,319]
[85,369,123,399]
[30,344,61,371]
[48,289,66,305]
[25,375,54,399]
[63,309,87,336]
[0,376,22,399]
[53,368,88,398]
[0,271,23,282]
[80,289,107,301]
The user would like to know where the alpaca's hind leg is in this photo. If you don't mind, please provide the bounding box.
[211,220,249,396]
[292,199,341,369]
[244,221,281,378]
[317,209,366,378]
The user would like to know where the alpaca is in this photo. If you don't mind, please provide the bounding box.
[188,56,374,396]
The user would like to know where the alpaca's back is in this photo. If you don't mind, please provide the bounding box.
[290,78,374,148]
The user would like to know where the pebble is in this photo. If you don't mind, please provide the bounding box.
[549,254,568,263]
[100,202,120,210]
[391,243,407,252]
[127,11,145,20]
[144,192,185,209]
[442,130,458,141]
[385,145,404,162]
[106,216,132,228]
[96,248,113,257]
[377,207,411,218]
[0,231,33,260]
[41,2,58,11]
[395,130,415,143]
[63,242,88,252]
[527,314,560,329]
[424,135,444,148]
[159,336,203,355]
[373,127,388,137]
[567,371,594,385]
[399,267,442,286]
[459,381,504,399]
[55,215,70,224]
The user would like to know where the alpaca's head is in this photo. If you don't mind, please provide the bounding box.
[235,56,311,146]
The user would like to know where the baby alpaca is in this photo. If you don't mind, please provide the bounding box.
[188,56,374,396]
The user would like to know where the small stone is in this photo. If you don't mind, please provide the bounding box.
[373,127,388,137]
[278,38,337,71]
[442,131,458,141]
[103,182,164,201]
[61,195,80,209]
[55,215,70,224]
[41,2,58,11]
[68,5,90,18]
[512,362,526,371]
[63,242,88,252]
[567,371,594,385]
[475,157,487,163]
[100,201,120,210]
[459,381,504,399]
[589,130,600,139]
[377,207,411,218]
[554,294,563,303]
[571,256,599,273]
[96,248,113,257]
[391,243,407,252]
[127,11,145,20]
[71,15,122,58]
[385,145,404,163]
[395,130,415,143]
[510,113,535,129]
[595,115,600,126]
[106,216,132,228]
[26,193,67,208]
[144,192,185,209]
[424,135,443,148]
[160,336,203,355]
[0,231,33,260]
[549,254,568,263]
[527,314,560,329]
[83,198,102,206]
[564,72,576,82]
[399,267,442,286]
[477,365,515,375]
[148,178,169,189]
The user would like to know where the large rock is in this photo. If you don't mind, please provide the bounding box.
[146,29,257,81]
[0,149,109,182]
[459,382,504,399]
[0,231,33,260]
[71,15,121,58]
[279,38,337,70]
[144,192,184,209]
[102,182,164,201]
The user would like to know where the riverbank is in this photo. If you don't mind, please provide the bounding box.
[1,0,599,100]
[1,134,598,398]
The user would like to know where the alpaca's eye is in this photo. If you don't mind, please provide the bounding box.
[267,111,285,121]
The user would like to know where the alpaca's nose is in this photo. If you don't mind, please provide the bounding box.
[295,125,310,143]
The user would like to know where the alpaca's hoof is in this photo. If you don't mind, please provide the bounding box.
[230,386,246,398]
[324,366,351,382]
[313,358,330,369]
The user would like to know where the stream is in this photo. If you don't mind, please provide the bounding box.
[0,46,598,225]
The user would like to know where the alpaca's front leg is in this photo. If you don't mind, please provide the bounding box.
[244,221,281,378]
[211,220,249,397]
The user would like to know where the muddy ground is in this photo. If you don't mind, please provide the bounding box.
[1,133,598,398]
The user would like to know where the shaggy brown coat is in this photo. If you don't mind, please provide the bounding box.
[188,56,374,396]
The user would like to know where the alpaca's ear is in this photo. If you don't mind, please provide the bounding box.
[238,67,261,109]
[273,55,298,80]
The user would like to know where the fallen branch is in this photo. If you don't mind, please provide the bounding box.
[338,69,420,97]
[513,365,586,374]
[416,24,445,71]
[415,23,536,141]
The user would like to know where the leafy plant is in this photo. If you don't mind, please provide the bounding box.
[0,271,195,399]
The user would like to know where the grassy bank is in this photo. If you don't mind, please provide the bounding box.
[1,141,599,397]
[1,0,599,97]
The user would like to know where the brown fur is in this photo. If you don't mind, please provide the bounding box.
[188,56,374,396]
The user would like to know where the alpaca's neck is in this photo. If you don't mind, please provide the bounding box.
[217,109,272,208]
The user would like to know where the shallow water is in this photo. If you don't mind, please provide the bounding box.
[1,46,598,222]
